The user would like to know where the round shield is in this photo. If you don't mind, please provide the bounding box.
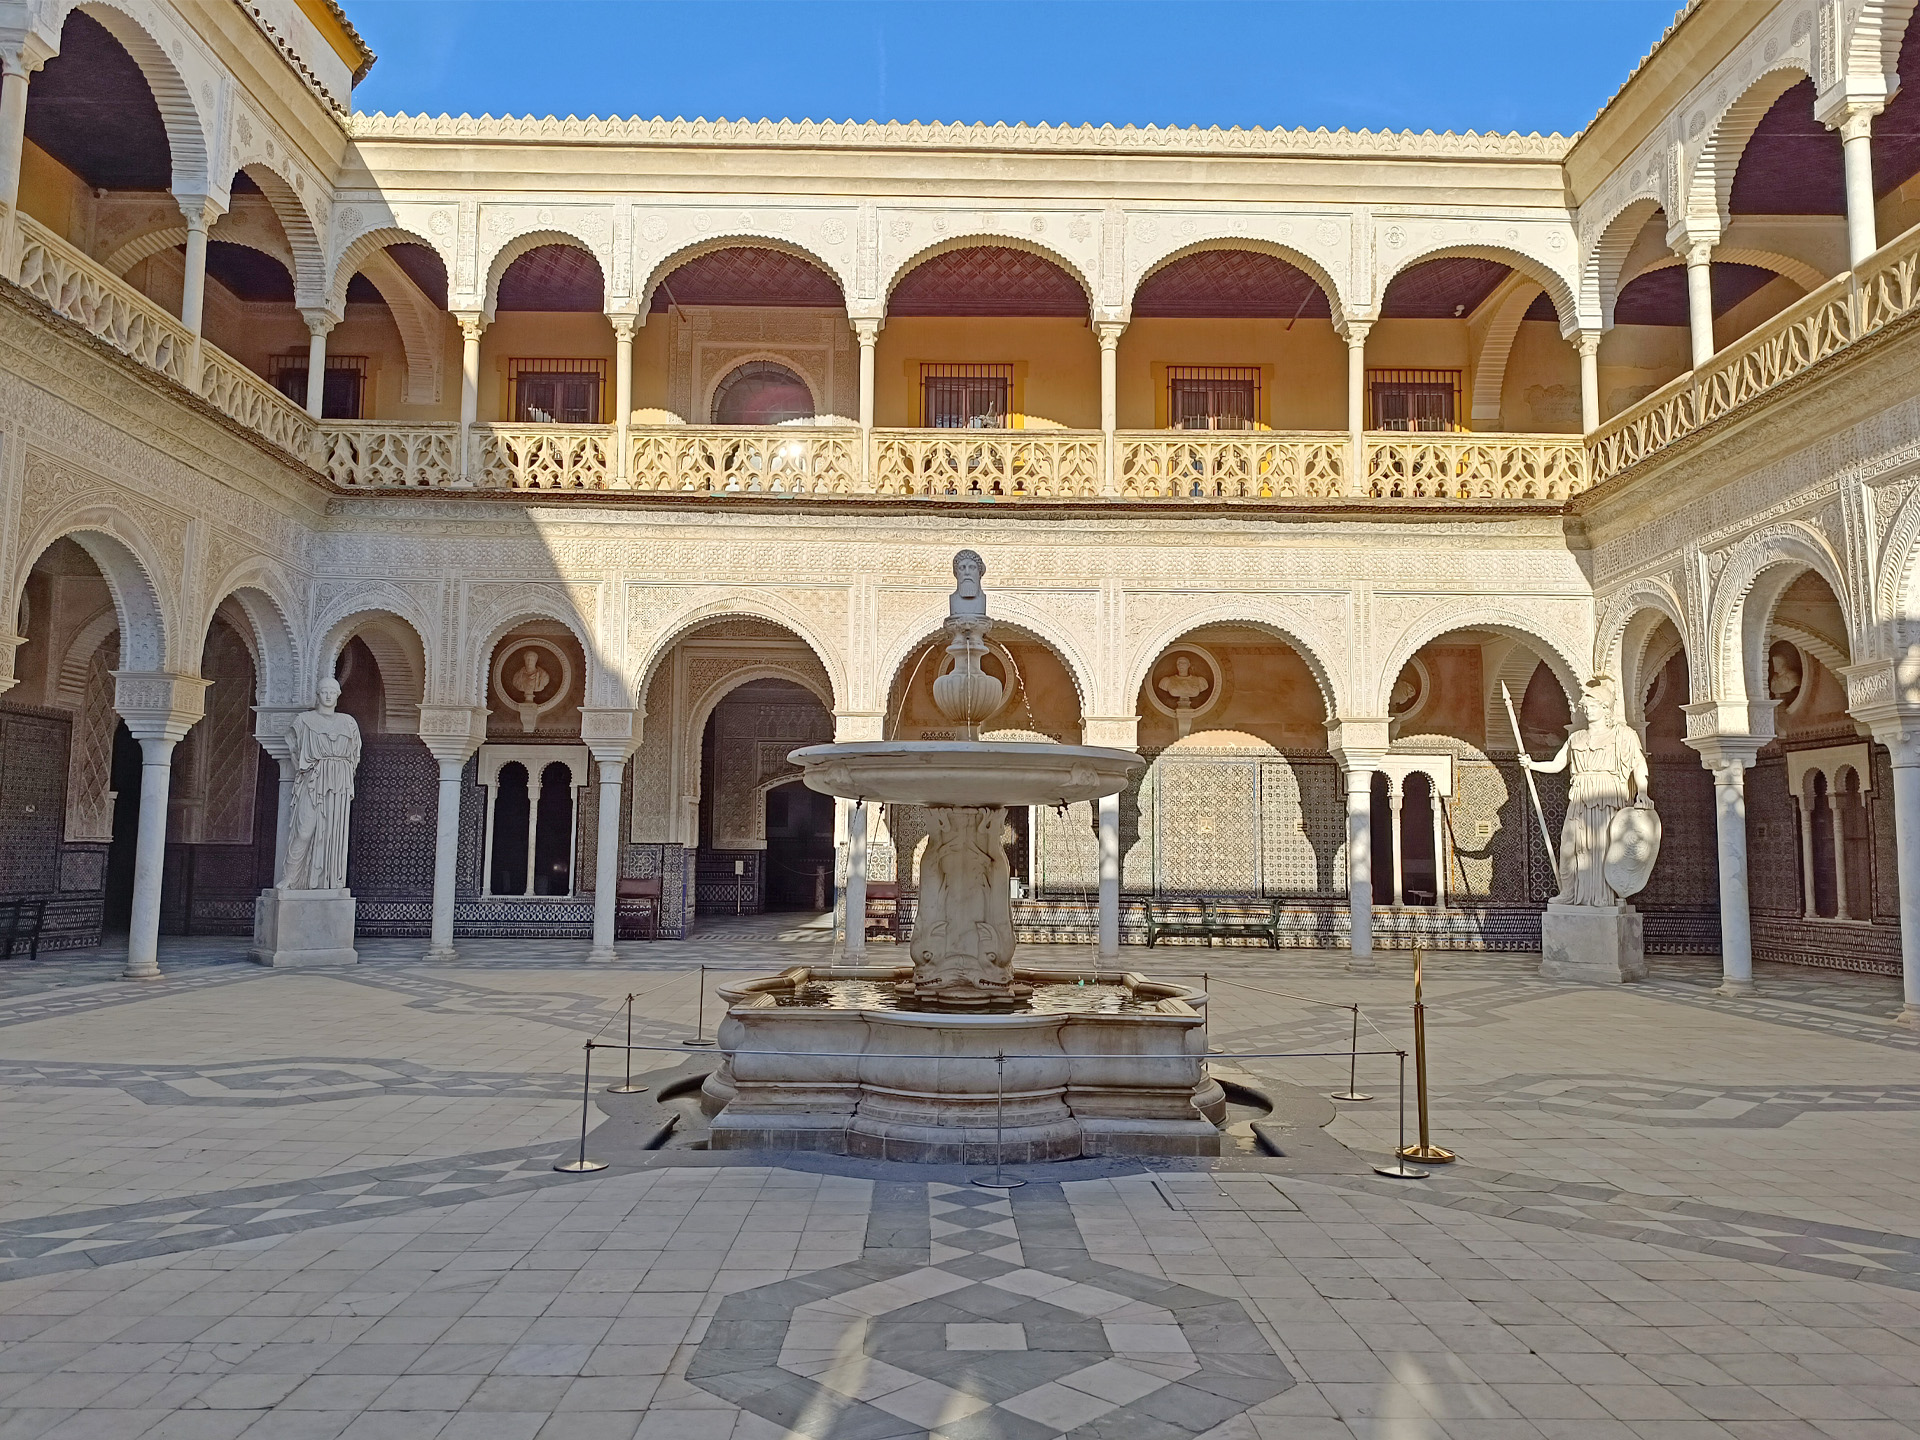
[1603,803,1662,898]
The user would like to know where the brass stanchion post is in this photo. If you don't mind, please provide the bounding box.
[1373,1049,1429,1179]
[682,963,715,1047]
[973,1050,1024,1190]
[1331,1004,1373,1102]
[554,1042,610,1173]
[1397,946,1455,1163]
[607,993,647,1094]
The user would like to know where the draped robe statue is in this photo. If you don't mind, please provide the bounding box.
[1522,676,1655,907]
[280,679,363,892]
[910,805,1016,1001]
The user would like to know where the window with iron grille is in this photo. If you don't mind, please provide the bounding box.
[1368,369,1462,432]
[508,358,607,423]
[921,363,1012,428]
[1167,366,1260,430]
[269,354,367,420]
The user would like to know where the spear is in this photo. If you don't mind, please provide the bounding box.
[1501,680,1559,886]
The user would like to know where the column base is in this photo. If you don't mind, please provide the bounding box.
[1540,903,1645,983]
[252,888,358,967]
[587,945,618,963]
[1345,950,1376,972]
[1713,977,1756,997]
[122,964,162,982]
[1892,1002,1920,1030]
[421,943,459,964]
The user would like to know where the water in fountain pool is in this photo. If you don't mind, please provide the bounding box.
[770,978,1168,1015]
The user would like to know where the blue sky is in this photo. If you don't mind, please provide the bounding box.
[349,1,1681,137]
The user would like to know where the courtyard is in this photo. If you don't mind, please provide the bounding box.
[0,930,1915,1440]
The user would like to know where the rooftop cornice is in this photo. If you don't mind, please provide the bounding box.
[346,112,1573,160]
[1580,1,1704,134]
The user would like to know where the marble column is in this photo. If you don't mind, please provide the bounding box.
[1096,321,1124,495]
[586,746,636,962]
[1341,320,1371,494]
[844,799,868,960]
[1344,765,1375,966]
[456,312,485,484]
[1098,790,1120,959]
[0,54,39,281]
[1879,733,1920,1022]
[1431,790,1448,910]
[1797,792,1817,918]
[1837,107,1880,268]
[1683,241,1716,370]
[852,318,881,487]
[113,672,205,982]
[1387,782,1404,907]
[1576,332,1601,434]
[1707,757,1755,993]
[610,313,637,487]
[299,310,334,419]
[419,709,487,964]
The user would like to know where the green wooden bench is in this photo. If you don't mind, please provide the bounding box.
[1143,897,1284,949]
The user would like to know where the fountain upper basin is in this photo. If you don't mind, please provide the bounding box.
[789,740,1142,808]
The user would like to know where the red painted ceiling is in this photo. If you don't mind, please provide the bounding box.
[25,11,170,191]
[387,243,448,307]
[1613,261,1778,325]
[496,244,604,311]
[651,247,843,309]
[1132,250,1331,318]
[888,247,1086,317]
[201,241,291,302]
[1378,257,1513,318]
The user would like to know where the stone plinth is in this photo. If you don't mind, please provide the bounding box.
[700,965,1225,1161]
[1540,903,1644,983]
[252,888,358,967]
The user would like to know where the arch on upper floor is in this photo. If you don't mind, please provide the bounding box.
[1706,523,1856,709]
[630,598,847,719]
[637,235,850,316]
[312,595,431,732]
[13,512,172,674]
[878,598,1095,723]
[327,224,447,311]
[1584,197,1667,327]
[1375,242,1581,335]
[879,235,1093,312]
[1687,63,1817,238]
[1373,607,1584,720]
[103,220,293,282]
[481,229,606,319]
[1622,248,1825,296]
[232,162,324,301]
[1467,274,1545,427]
[49,1,211,198]
[1595,576,1692,697]
[1842,0,1920,93]
[1122,605,1343,726]
[1124,238,1347,327]
[200,563,303,707]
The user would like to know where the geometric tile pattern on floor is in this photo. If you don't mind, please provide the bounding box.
[686,1178,1292,1438]
[0,1057,582,1106]
[1441,1073,1920,1128]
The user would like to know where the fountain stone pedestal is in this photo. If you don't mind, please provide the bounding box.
[700,549,1225,1161]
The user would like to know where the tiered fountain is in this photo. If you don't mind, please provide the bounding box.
[700,551,1226,1162]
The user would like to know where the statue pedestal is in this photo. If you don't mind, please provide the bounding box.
[252,888,358,967]
[1540,902,1644,983]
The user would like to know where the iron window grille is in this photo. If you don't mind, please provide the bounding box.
[508,357,608,424]
[1167,365,1260,430]
[1368,369,1463,432]
[268,353,367,420]
[921,362,1012,428]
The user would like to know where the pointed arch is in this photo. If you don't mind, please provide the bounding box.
[1122,605,1343,723]
[1584,197,1665,329]
[880,234,1093,311]
[1125,237,1346,327]
[1376,242,1581,335]
[1707,524,1855,708]
[481,229,606,318]
[630,597,847,718]
[61,1,211,198]
[1687,64,1817,237]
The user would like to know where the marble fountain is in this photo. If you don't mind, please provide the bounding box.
[699,551,1227,1162]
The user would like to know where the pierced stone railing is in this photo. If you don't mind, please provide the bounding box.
[15,213,194,387]
[320,423,460,488]
[474,423,613,490]
[871,429,1103,498]
[1117,432,1347,498]
[629,426,862,494]
[1590,222,1920,484]
[198,345,318,460]
[1365,433,1589,500]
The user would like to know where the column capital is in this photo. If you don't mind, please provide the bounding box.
[1682,698,1770,774]
[1335,315,1372,346]
[849,316,884,344]
[415,704,489,766]
[833,709,886,743]
[1815,84,1888,134]
[113,670,207,744]
[251,704,306,762]
[1840,657,1920,753]
[1327,718,1389,764]
[1081,714,1139,750]
[0,35,56,79]
[1575,329,1602,358]
[1094,320,1126,351]
[453,310,487,343]
[0,630,24,695]
[580,706,642,764]
[298,307,339,337]
[173,192,224,232]
[606,309,642,342]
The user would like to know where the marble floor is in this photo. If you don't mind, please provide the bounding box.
[0,930,1915,1440]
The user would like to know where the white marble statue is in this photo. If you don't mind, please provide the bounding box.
[279,679,363,891]
[949,549,988,618]
[1520,676,1656,907]
[911,805,1017,1002]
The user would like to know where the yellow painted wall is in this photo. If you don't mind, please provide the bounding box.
[17,141,88,242]
[1115,318,1344,430]
[1597,323,1690,420]
[1714,274,1806,348]
[1498,320,1581,432]
[875,317,1097,429]
[1364,318,1472,375]
[630,318,674,416]
[477,313,618,421]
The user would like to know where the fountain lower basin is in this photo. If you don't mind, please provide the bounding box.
[700,965,1227,1162]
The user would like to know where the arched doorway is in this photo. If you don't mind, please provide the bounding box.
[712,361,815,425]
[763,780,833,911]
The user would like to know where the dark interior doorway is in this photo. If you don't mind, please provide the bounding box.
[102,720,140,932]
[490,762,530,895]
[763,781,834,911]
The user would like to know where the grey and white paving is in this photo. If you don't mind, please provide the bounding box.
[0,928,1916,1439]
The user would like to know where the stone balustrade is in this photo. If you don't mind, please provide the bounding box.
[871,429,1104,498]
[1366,433,1590,500]
[319,423,460,489]
[1117,432,1348,499]
[629,426,862,494]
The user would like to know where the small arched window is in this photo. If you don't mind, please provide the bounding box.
[712,362,814,425]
